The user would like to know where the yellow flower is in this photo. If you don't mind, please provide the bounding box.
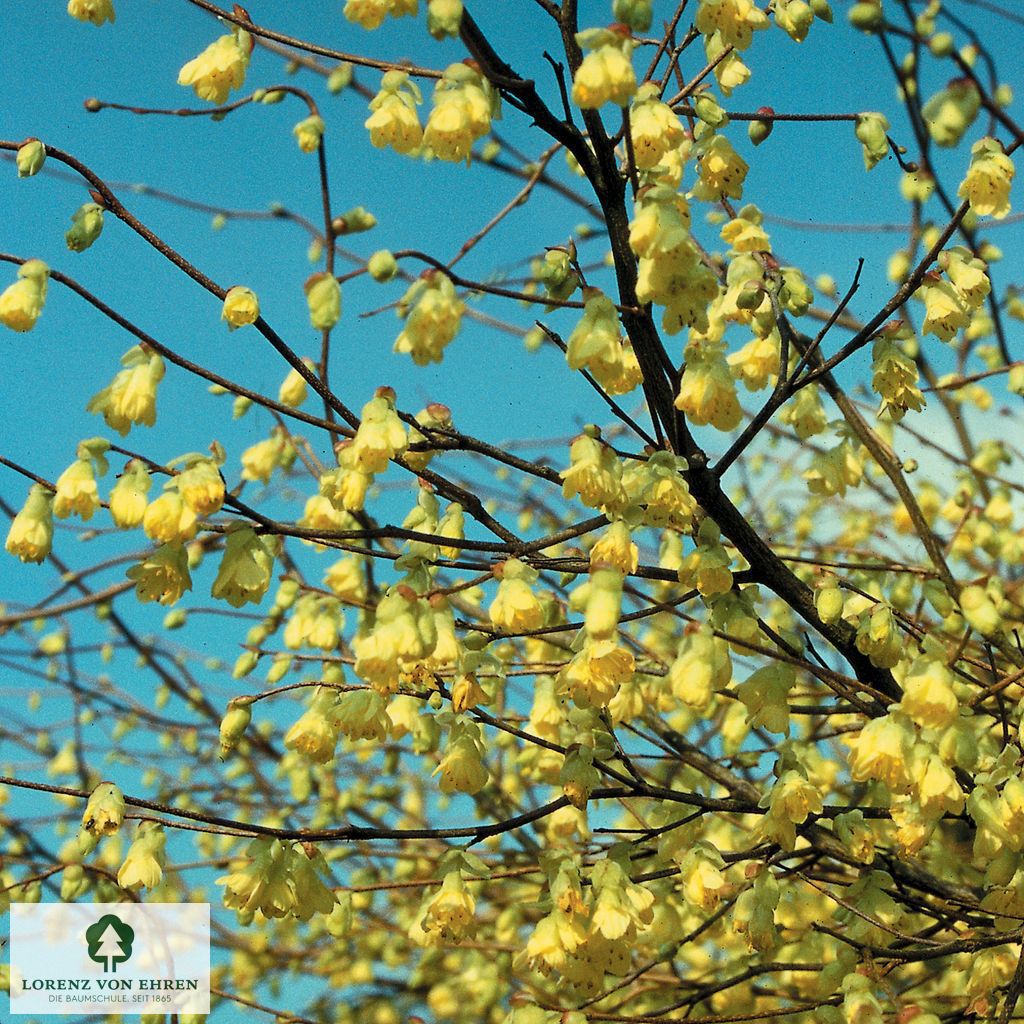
[293,114,325,153]
[54,458,101,521]
[629,83,686,169]
[86,345,165,435]
[692,134,749,201]
[5,484,54,564]
[566,289,632,390]
[322,446,374,512]
[176,458,225,516]
[109,460,151,528]
[761,770,823,850]
[571,34,637,109]
[284,687,341,764]
[352,387,407,471]
[0,259,48,333]
[584,564,625,640]
[668,624,732,708]
[728,334,780,391]
[435,723,488,794]
[278,360,313,408]
[178,27,252,104]
[558,639,635,708]
[489,558,544,632]
[804,438,862,497]
[675,338,742,430]
[721,214,771,253]
[16,139,46,177]
[304,272,342,331]
[211,525,275,608]
[335,688,390,742]
[854,112,890,171]
[217,837,295,919]
[82,781,125,835]
[695,0,770,50]
[919,272,971,342]
[143,491,198,543]
[427,0,462,38]
[560,430,627,514]
[590,521,638,574]
[421,870,476,941]
[394,272,465,364]
[241,431,294,484]
[67,0,115,25]
[344,0,390,28]
[126,541,192,605]
[423,63,496,164]
[221,286,260,329]
[365,71,423,154]
[958,137,1015,219]
[871,333,924,421]
[922,78,980,148]
[117,823,166,890]
[845,713,914,790]
[622,451,697,529]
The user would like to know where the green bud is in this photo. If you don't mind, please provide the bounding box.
[809,0,833,22]
[219,698,254,758]
[16,139,46,178]
[332,206,377,235]
[929,32,955,57]
[265,655,292,684]
[163,609,188,630]
[232,649,259,679]
[854,112,890,170]
[327,63,353,93]
[367,249,398,282]
[748,107,774,146]
[848,2,883,30]
[305,272,342,330]
[612,0,653,32]
[694,92,729,128]
[65,203,105,253]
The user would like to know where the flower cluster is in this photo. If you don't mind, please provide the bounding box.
[423,63,499,164]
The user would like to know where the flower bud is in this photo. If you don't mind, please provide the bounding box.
[16,139,46,178]
[5,484,54,564]
[748,107,774,146]
[367,249,398,282]
[427,0,463,38]
[848,1,882,31]
[694,92,728,128]
[332,206,377,235]
[293,114,325,152]
[0,259,49,333]
[221,286,260,330]
[82,781,125,836]
[613,0,652,31]
[327,63,353,93]
[855,112,890,170]
[305,273,342,330]
[65,202,104,252]
[219,697,254,757]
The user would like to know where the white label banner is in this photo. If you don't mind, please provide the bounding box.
[9,902,210,1016]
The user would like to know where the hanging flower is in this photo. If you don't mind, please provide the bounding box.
[178,26,253,104]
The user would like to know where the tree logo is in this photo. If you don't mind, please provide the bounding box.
[85,914,135,973]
